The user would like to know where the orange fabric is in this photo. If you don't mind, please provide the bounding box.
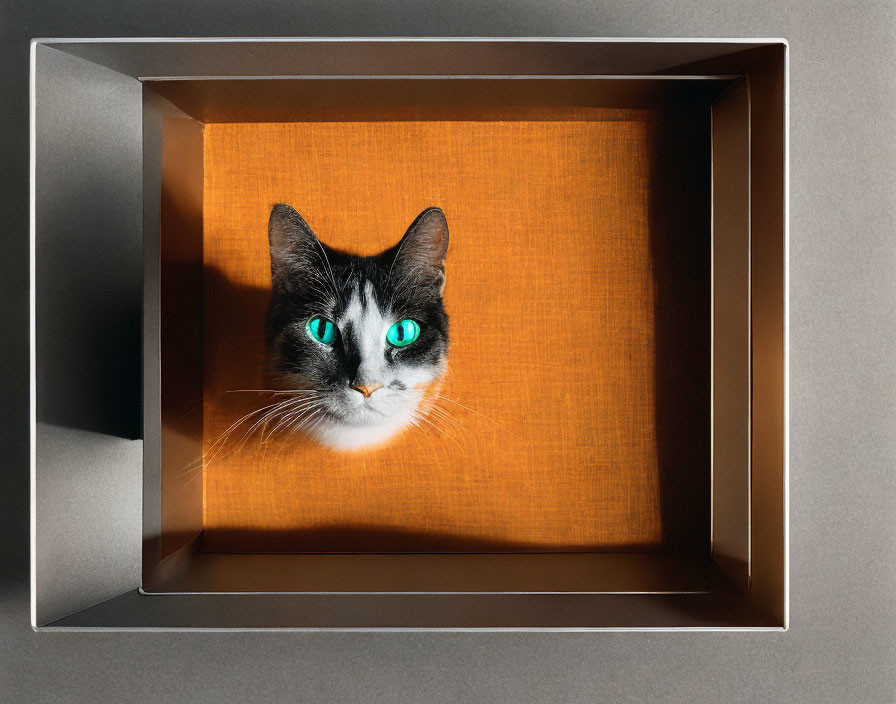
[200,110,710,553]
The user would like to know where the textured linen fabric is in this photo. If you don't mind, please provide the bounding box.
[198,109,710,553]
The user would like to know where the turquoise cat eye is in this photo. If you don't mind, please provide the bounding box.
[386,319,420,347]
[306,316,337,345]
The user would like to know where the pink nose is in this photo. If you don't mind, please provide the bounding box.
[351,383,383,398]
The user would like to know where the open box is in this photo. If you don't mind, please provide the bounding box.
[31,38,788,630]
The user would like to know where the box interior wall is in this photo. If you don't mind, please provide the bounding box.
[151,83,718,563]
[148,77,727,594]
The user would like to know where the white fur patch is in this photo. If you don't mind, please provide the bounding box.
[298,281,444,451]
[338,281,389,386]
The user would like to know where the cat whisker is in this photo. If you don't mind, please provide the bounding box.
[423,411,461,439]
[412,409,464,451]
[424,403,461,430]
[287,410,329,453]
[179,391,326,473]
[181,401,285,472]
[429,414,468,437]
[256,405,312,446]
[262,400,326,444]
[197,396,312,468]
[235,396,321,450]
[431,394,505,430]
[176,399,205,421]
[425,399,460,423]
[270,407,324,461]
[221,389,320,395]
[418,418,459,449]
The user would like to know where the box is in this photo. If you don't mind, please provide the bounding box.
[31,38,788,630]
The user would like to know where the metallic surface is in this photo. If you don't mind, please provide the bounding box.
[43,39,775,79]
[1,0,893,701]
[146,76,736,122]
[31,40,784,627]
[710,77,752,593]
[31,45,144,626]
[33,424,142,626]
[142,87,205,587]
[143,553,711,594]
[744,47,787,626]
[47,583,773,630]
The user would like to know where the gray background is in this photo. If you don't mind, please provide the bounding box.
[1,1,893,702]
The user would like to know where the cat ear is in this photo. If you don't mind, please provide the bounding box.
[392,207,449,292]
[268,203,321,291]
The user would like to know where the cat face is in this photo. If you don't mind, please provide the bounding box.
[266,204,449,450]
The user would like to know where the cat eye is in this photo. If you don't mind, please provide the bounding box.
[306,316,337,345]
[386,319,420,347]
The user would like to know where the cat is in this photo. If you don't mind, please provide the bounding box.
[266,203,449,451]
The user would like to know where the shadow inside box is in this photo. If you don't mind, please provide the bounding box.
[35,284,142,440]
[644,109,713,556]
[199,525,665,554]
[153,525,712,597]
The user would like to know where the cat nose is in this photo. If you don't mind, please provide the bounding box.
[350,383,383,398]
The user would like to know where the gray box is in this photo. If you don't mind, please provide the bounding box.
[30,38,787,630]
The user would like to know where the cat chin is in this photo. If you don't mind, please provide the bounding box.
[305,380,442,451]
[307,411,417,452]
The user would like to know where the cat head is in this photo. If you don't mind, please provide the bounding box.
[266,203,449,451]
